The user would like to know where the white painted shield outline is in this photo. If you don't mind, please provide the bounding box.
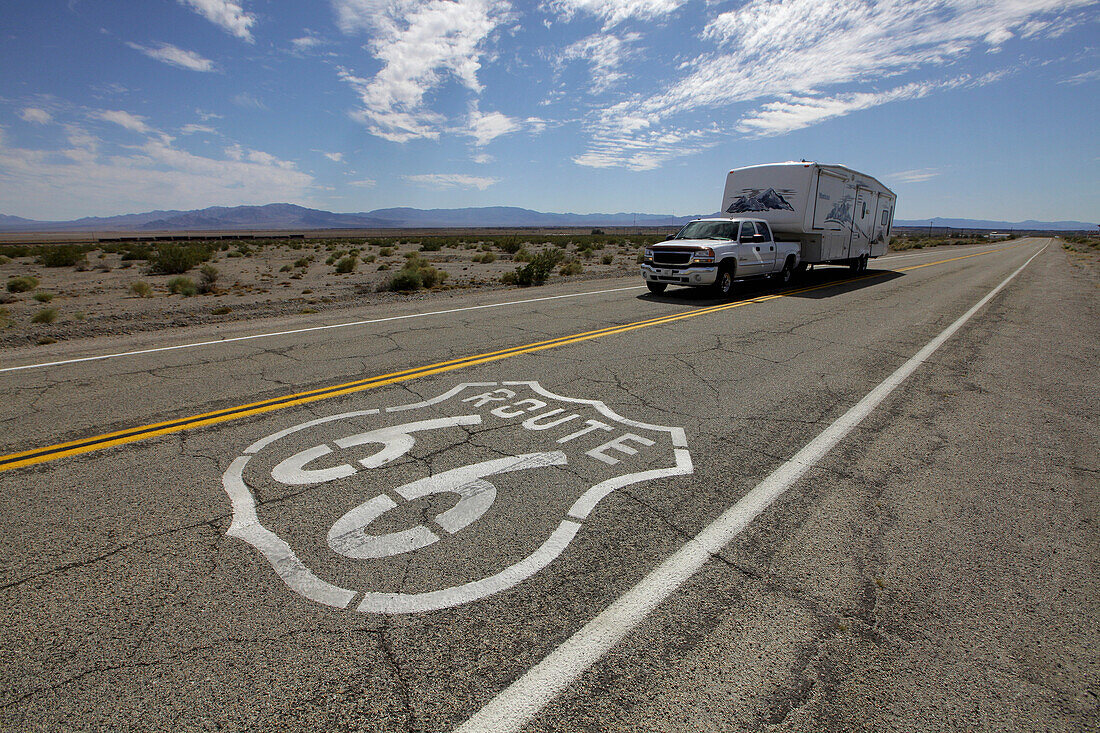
[220,381,693,614]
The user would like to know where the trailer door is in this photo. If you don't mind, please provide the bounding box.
[813,170,848,231]
[847,186,872,258]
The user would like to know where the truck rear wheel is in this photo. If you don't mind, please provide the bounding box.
[714,267,735,299]
[646,281,667,294]
[776,257,795,287]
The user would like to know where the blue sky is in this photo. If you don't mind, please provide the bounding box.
[1,0,1096,221]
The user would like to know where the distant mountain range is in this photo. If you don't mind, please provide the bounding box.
[0,203,700,232]
[894,217,1096,231]
[0,204,1092,233]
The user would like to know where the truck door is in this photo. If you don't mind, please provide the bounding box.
[754,221,777,271]
[737,220,765,276]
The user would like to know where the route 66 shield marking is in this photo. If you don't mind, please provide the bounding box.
[221,381,692,614]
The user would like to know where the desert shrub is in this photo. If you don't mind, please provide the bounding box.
[560,260,584,276]
[0,306,9,326]
[509,249,565,287]
[119,243,153,261]
[130,281,153,297]
[74,311,86,321]
[363,254,376,263]
[33,292,55,303]
[335,255,358,273]
[294,257,310,267]
[601,254,614,265]
[0,255,10,264]
[497,237,523,254]
[167,276,197,296]
[212,306,231,315]
[474,252,496,264]
[379,247,393,257]
[3,245,33,258]
[7,275,39,293]
[279,264,292,272]
[31,308,58,324]
[384,255,448,291]
[420,241,443,252]
[149,243,212,274]
[386,268,424,291]
[36,244,89,267]
[198,264,219,293]
[513,248,532,262]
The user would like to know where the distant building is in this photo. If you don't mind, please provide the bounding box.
[988,232,1012,240]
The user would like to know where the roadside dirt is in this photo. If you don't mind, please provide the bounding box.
[0,236,644,349]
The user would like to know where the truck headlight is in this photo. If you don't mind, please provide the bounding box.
[691,247,715,264]
[643,248,654,259]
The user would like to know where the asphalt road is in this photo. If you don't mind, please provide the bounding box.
[0,239,1096,732]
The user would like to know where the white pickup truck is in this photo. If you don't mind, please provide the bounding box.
[640,217,800,297]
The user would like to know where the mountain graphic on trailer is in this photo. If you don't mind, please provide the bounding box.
[726,188,795,213]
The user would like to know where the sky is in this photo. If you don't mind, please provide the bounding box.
[0,0,1097,222]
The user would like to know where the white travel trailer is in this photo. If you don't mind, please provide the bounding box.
[722,162,897,270]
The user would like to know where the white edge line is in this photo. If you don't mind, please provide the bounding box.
[455,244,1047,733]
[0,285,647,374]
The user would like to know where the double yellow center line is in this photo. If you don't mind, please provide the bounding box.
[0,244,1027,472]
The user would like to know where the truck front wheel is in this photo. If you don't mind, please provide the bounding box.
[646,281,667,294]
[714,266,736,299]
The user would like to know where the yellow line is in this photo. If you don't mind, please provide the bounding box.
[0,242,1032,472]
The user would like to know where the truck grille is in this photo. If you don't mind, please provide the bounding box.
[652,250,693,265]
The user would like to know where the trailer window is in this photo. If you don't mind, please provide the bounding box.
[880,210,889,226]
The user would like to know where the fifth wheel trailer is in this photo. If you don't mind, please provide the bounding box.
[722,162,897,270]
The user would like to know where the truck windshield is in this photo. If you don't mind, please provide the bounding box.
[673,220,739,240]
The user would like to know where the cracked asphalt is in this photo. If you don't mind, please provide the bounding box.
[0,239,1096,731]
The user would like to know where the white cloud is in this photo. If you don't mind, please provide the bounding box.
[180,0,256,42]
[233,92,267,109]
[547,0,685,28]
[1060,68,1100,84]
[466,109,521,146]
[666,0,1094,119]
[403,173,499,189]
[95,109,152,134]
[0,132,312,219]
[735,83,936,138]
[127,42,216,72]
[180,123,216,134]
[323,151,345,162]
[559,32,640,93]
[471,152,493,164]
[890,168,942,183]
[19,108,52,124]
[349,178,377,187]
[573,125,719,171]
[575,0,1093,168]
[291,33,324,51]
[334,0,511,142]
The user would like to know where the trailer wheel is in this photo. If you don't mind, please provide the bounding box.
[714,266,736,299]
[776,257,795,287]
[646,281,667,294]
